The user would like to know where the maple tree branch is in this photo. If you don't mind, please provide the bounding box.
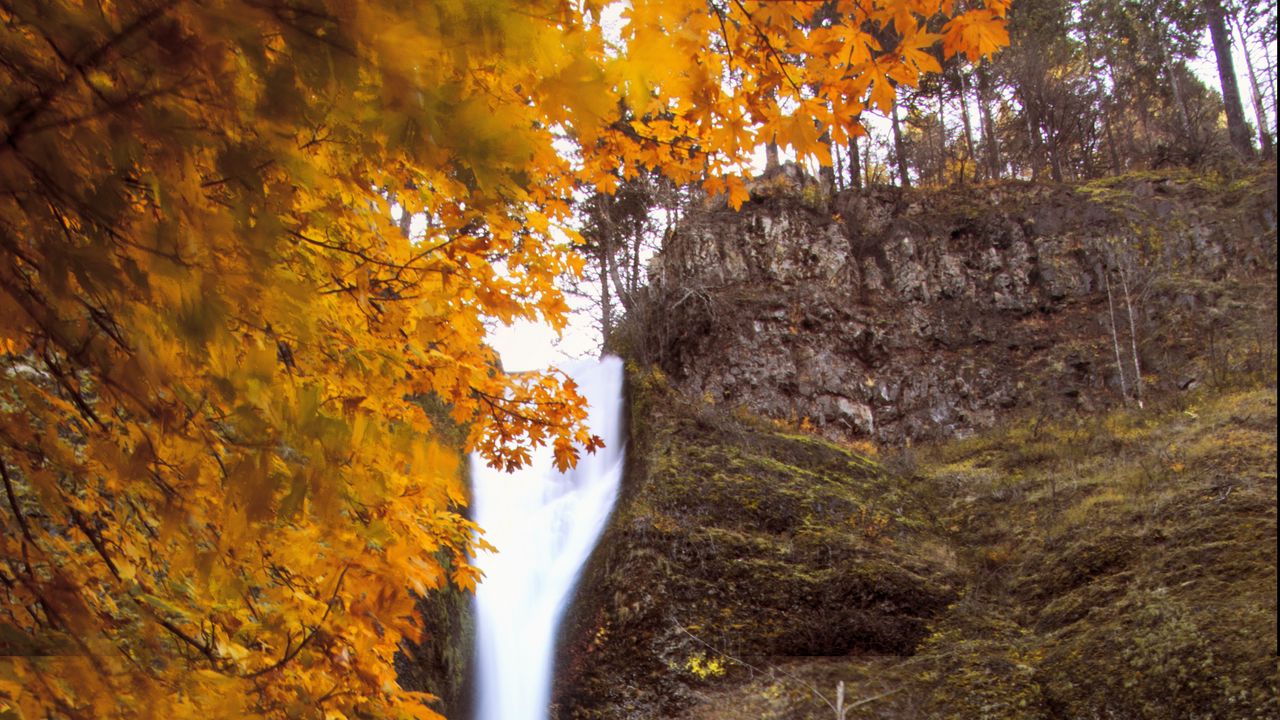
[289,229,446,275]
[0,456,69,630]
[144,605,219,667]
[246,1,359,59]
[469,386,575,429]
[0,458,35,549]
[730,0,804,94]
[0,0,183,152]
[245,564,349,678]
[69,509,122,581]
[713,3,737,70]
[25,77,192,136]
[609,119,709,158]
[39,347,107,431]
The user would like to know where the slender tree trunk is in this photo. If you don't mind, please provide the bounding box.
[848,134,862,189]
[958,69,978,183]
[1082,23,1123,175]
[863,133,873,187]
[891,99,911,188]
[1022,91,1050,180]
[1205,0,1256,159]
[604,240,633,313]
[1158,33,1197,147]
[1104,102,1123,174]
[817,128,837,187]
[1230,11,1275,156]
[834,137,844,191]
[599,243,612,347]
[1045,119,1064,181]
[1119,265,1143,408]
[630,225,641,297]
[766,140,780,170]
[977,62,1001,179]
[1105,269,1130,404]
[397,205,413,239]
[1137,100,1154,158]
[936,91,949,184]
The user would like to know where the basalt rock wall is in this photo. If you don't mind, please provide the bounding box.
[634,167,1277,443]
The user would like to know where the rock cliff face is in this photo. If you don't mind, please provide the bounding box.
[635,167,1277,443]
[552,168,1277,720]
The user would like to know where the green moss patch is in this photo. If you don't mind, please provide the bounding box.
[553,368,961,719]
[558,372,1276,719]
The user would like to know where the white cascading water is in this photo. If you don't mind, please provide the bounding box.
[471,356,625,720]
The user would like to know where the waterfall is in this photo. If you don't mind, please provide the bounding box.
[471,356,625,720]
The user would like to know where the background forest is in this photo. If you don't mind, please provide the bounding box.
[569,0,1276,349]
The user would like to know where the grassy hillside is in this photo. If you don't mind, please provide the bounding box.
[553,368,963,718]
[682,380,1277,719]
[556,366,1277,719]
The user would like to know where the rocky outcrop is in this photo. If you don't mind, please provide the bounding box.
[631,167,1277,443]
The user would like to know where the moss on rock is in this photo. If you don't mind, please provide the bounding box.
[554,369,1276,719]
[552,367,961,719]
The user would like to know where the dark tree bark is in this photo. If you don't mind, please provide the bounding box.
[848,134,862,189]
[598,243,612,347]
[977,62,1001,179]
[958,69,978,182]
[817,127,837,187]
[936,91,949,184]
[865,135,874,186]
[891,99,911,187]
[1021,92,1051,180]
[1205,0,1256,159]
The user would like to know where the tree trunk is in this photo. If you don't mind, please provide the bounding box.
[817,127,837,187]
[765,140,780,171]
[1230,11,1275,156]
[397,205,413,239]
[629,225,641,298]
[1082,22,1123,174]
[1158,31,1197,148]
[1021,91,1050,180]
[936,91,948,184]
[604,238,633,313]
[1044,112,1064,182]
[891,99,910,188]
[1104,101,1122,174]
[977,62,1001,179]
[863,133,873,187]
[598,243,612,347]
[834,136,844,191]
[958,69,978,183]
[848,134,862,189]
[1205,0,1256,159]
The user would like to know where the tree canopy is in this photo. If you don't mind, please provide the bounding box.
[0,1,1004,717]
